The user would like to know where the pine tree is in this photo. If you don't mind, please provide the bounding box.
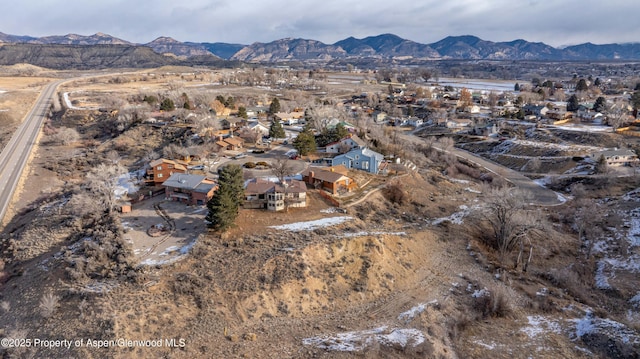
[593,97,606,112]
[567,94,580,112]
[293,124,317,156]
[268,97,281,116]
[160,98,175,111]
[269,118,285,139]
[206,164,244,232]
[238,106,248,119]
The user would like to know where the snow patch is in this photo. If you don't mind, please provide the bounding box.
[432,205,471,225]
[630,292,640,307]
[269,216,352,231]
[520,316,562,338]
[570,312,640,345]
[302,326,425,352]
[397,300,438,323]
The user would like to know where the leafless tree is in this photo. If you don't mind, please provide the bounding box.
[105,150,121,164]
[477,185,539,269]
[50,127,80,145]
[85,163,127,214]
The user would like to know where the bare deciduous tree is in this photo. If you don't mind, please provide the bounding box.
[478,185,540,269]
[50,127,80,145]
[85,163,127,214]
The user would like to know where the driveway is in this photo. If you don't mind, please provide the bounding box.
[121,195,207,266]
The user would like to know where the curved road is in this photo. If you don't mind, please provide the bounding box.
[0,80,63,225]
[401,133,563,206]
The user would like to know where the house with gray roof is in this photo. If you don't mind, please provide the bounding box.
[163,173,217,206]
[331,147,384,174]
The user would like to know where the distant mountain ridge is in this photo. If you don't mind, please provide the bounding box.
[1,31,640,66]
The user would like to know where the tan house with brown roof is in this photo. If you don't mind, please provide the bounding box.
[244,178,307,211]
[215,136,244,151]
[146,158,187,185]
[301,166,356,194]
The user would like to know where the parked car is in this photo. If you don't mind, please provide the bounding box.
[188,164,205,170]
[233,154,248,160]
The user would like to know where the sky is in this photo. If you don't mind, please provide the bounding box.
[2,0,639,47]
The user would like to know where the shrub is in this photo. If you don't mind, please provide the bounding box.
[243,161,256,168]
[382,181,406,205]
[256,161,269,167]
[471,284,512,318]
[39,292,59,318]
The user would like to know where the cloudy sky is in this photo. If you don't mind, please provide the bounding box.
[3,0,639,47]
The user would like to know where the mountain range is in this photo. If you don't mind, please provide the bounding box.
[0,31,639,69]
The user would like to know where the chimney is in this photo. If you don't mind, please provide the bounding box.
[308,171,314,184]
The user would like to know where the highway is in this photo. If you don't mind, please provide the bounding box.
[0,80,63,225]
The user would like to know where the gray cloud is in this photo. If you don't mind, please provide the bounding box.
[2,0,639,46]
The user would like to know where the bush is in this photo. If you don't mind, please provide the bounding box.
[471,284,512,318]
[243,161,256,168]
[256,161,269,167]
[382,181,406,205]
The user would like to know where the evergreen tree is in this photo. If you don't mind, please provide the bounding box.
[268,97,281,116]
[269,118,285,139]
[293,124,317,156]
[237,106,248,119]
[206,164,244,232]
[160,98,175,111]
[514,83,520,91]
[576,78,589,91]
[567,94,580,112]
[593,96,606,112]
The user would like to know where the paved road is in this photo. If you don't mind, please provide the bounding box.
[402,133,563,206]
[0,80,63,224]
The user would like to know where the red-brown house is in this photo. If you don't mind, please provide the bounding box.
[146,158,187,185]
[301,166,356,195]
[163,173,217,206]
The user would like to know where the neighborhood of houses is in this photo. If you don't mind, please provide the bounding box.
[119,75,640,216]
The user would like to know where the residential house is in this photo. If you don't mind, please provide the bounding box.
[406,117,424,128]
[215,137,244,151]
[248,121,270,137]
[576,109,604,123]
[244,178,307,211]
[590,149,639,167]
[372,110,388,124]
[471,123,498,137]
[446,118,473,132]
[163,173,217,206]
[324,134,367,154]
[274,111,305,125]
[331,147,384,174]
[301,166,356,194]
[146,158,187,185]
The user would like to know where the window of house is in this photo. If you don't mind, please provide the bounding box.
[157,173,163,178]
[157,166,162,170]
[355,155,360,159]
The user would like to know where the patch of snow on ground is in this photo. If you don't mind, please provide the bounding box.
[520,316,562,338]
[269,216,352,231]
[630,292,640,307]
[447,178,470,184]
[595,261,612,290]
[473,340,498,350]
[625,208,640,247]
[397,300,438,323]
[139,240,197,266]
[342,231,407,238]
[465,187,481,194]
[303,326,425,352]
[114,172,141,200]
[570,312,640,345]
[432,205,471,225]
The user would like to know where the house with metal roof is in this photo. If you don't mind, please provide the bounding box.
[163,173,217,206]
[331,147,384,174]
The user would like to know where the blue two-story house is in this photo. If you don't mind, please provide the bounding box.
[331,147,384,174]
